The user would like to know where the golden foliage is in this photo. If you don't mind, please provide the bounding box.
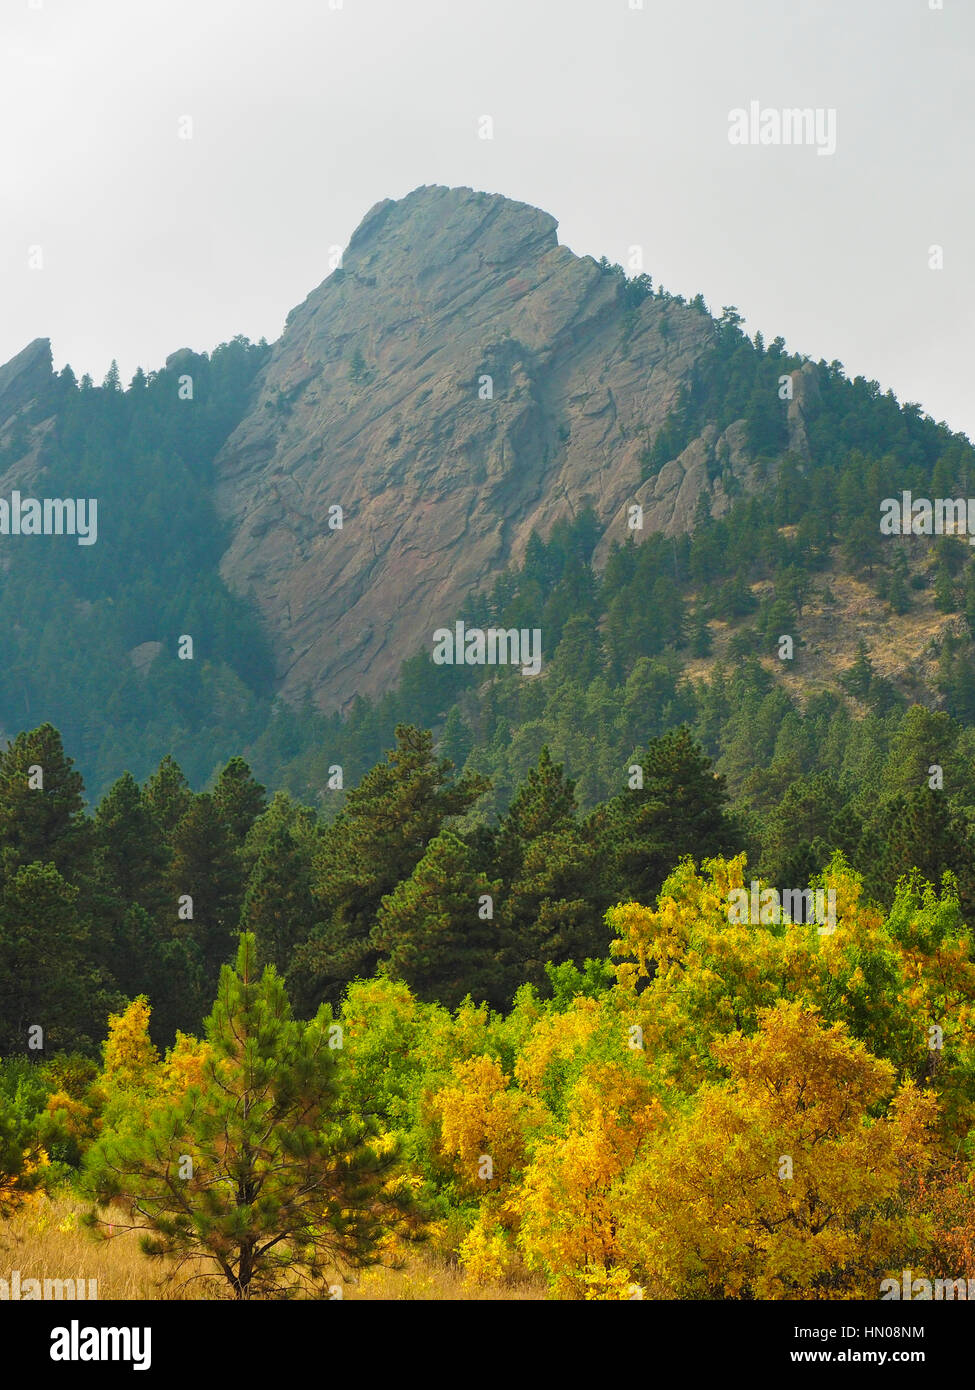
[101,996,159,1092]
[616,1001,938,1299]
[432,1055,546,1194]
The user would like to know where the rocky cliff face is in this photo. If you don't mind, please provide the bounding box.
[0,338,55,493]
[0,337,53,422]
[213,185,756,711]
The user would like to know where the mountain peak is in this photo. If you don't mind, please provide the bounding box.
[0,338,53,421]
[344,184,559,271]
[215,189,712,711]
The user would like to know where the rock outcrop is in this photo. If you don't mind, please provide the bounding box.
[0,338,55,496]
[214,185,742,710]
[0,338,53,431]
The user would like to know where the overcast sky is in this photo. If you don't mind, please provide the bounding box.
[2,0,972,437]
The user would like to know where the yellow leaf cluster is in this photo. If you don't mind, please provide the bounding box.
[101,996,159,1092]
[158,1031,211,1099]
[432,1055,546,1193]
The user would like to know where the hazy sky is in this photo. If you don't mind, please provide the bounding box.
[2,0,972,437]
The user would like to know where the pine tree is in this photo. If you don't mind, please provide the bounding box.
[0,1095,46,1214]
[493,746,577,879]
[487,749,609,995]
[841,640,875,702]
[841,507,882,576]
[497,827,609,997]
[293,726,488,1008]
[604,727,737,905]
[212,757,266,848]
[90,770,198,1041]
[371,830,501,1008]
[760,772,858,885]
[142,756,193,838]
[168,794,244,1002]
[107,904,203,1044]
[0,862,115,1053]
[939,647,975,723]
[934,564,956,613]
[872,788,975,915]
[688,610,712,657]
[0,724,90,880]
[440,706,473,770]
[885,551,912,615]
[242,817,320,975]
[93,771,168,914]
[83,934,416,1299]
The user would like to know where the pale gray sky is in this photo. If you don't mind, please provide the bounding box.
[2,0,972,436]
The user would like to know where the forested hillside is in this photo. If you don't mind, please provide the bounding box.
[4,278,975,817]
[0,337,274,793]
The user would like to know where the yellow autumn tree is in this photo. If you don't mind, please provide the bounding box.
[882,875,975,1140]
[513,1061,662,1299]
[606,853,975,1138]
[101,996,159,1094]
[42,1090,100,1163]
[513,995,604,1101]
[100,998,211,1132]
[434,1054,546,1193]
[616,1000,938,1299]
[606,853,815,1093]
[431,1054,546,1282]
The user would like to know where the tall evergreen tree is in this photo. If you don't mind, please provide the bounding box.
[865,788,975,916]
[242,796,321,977]
[497,827,609,997]
[760,772,861,886]
[168,793,244,1003]
[142,755,193,838]
[213,756,266,848]
[93,771,169,914]
[486,749,610,996]
[83,934,416,1299]
[0,724,90,881]
[840,641,875,702]
[371,830,502,1008]
[492,746,577,880]
[0,862,116,1053]
[292,726,487,1008]
[603,726,738,905]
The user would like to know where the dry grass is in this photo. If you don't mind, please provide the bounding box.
[0,1193,546,1301]
[351,1259,545,1301]
[682,536,958,710]
[0,1194,221,1300]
